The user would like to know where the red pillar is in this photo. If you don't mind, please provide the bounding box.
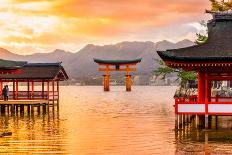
[198,71,205,103]
[13,81,15,100]
[16,80,18,100]
[42,81,44,99]
[208,80,211,102]
[0,80,2,100]
[47,81,50,100]
[32,81,34,100]
[27,81,30,99]
[57,81,59,100]
[205,73,209,115]
[52,80,55,102]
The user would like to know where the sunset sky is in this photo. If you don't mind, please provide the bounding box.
[0,0,211,54]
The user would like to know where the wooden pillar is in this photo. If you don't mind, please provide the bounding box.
[13,81,15,100]
[0,80,2,100]
[42,81,44,99]
[1,105,5,114]
[16,80,18,100]
[125,75,132,91]
[20,105,24,114]
[198,71,205,103]
[205,73,209,129]
[205,132,209,155]
[47,81,50,100]
[125,65,132,91]
[57,81,59,101]
[195,115,199,129]
[175,114,179,129]
[52,80,55,102]
[103,65,110,91]
[32,81,34,100]
[103,75,110,91]
[27,81,30,99]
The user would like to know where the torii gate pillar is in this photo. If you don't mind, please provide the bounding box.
[103,75,110,91]
[125,75,132,91]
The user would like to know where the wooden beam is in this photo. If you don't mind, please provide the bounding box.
[99,63,137,66]
[98,68,137,72]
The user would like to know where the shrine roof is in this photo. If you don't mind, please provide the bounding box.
[0,62,68,80]
[157,10,232,63]
[93,58,142,65]
[0,59,27,70]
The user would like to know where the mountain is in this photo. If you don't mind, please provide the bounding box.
[0,40,195,83]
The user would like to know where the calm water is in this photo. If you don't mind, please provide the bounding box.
[0,86,232,154]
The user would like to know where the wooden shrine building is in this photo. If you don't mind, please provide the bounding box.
[0,62,68,102]
[94,58,142,91]
[157,11,232,128]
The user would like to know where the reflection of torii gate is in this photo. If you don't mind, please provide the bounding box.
[94,58,142,91]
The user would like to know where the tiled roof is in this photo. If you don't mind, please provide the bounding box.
[0,59,27,70]
[94,58,142,65]
[157,12,232,62]
[0,63,68,80]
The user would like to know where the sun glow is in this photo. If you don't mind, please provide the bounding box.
[0,0,210,54]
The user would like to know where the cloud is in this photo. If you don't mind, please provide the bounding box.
[0,0,211,54]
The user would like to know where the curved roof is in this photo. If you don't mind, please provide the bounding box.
[0,59,27,70]
[93,58,142,65]
[0,62,68,80]
[157,12,232,62]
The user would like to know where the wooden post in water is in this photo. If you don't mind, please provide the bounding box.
[103,65,110,91]
[37,105,41,115]
[195,115,199,129]
[27,105,30,114]
[20,105,24,114]
[125,65,132,91]
[1,105,5,114]
[175,114,179,129]
[125,75,132,91]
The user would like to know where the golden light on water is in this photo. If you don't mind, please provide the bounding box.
[0,86,231,154]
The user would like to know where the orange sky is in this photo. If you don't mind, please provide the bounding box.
[0,0,211,54]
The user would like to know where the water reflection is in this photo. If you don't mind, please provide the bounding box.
[1,86,232,154]
[175,121,232,154]
[0,105,67,154]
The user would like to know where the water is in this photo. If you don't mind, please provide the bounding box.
[0,86,232,154]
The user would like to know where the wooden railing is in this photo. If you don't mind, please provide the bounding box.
[175,95,232,104]
[0,91,59,100]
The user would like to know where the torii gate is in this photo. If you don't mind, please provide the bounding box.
[94,58,142,91]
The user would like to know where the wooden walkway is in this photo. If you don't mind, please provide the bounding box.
[0,100,49,105]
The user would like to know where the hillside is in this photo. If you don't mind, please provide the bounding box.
[0,40,195,84]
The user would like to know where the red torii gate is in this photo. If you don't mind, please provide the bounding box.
[94,58,142,91]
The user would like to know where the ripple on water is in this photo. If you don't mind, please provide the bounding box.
[0,86,232,154]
